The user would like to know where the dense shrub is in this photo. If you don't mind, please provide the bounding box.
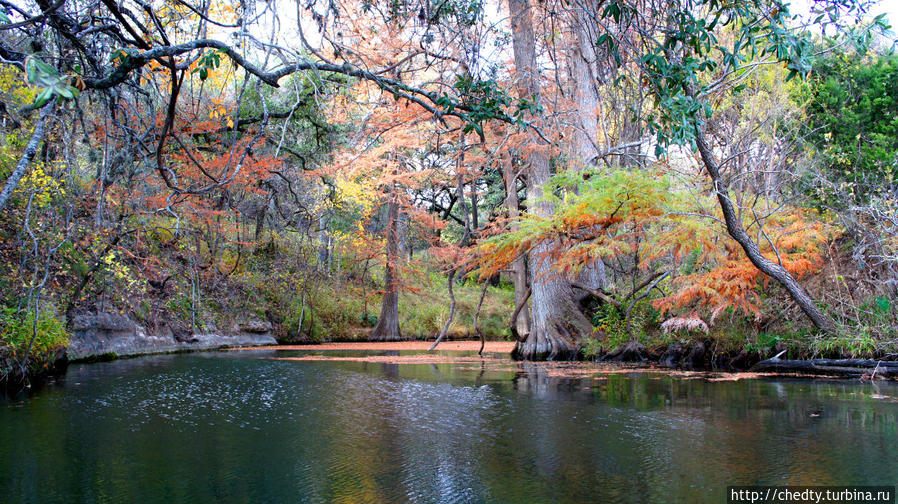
[0,306,69,357]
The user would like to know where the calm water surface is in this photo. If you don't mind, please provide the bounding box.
[2,349,897,503]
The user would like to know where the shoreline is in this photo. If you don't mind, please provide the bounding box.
[7,339,897,392]
[234,341,898,381]
[233,340,516,353]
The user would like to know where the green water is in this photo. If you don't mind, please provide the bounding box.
[1,349,897,503]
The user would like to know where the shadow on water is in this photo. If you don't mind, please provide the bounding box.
[1,351,896,503]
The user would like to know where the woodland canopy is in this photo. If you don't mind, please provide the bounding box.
[0,0,896,368]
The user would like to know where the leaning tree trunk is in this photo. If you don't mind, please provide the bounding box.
[0,104,53,214]
[370,194,402,341]
[431,138,472,350]
[694,127,836,334]
[509,0,594,360]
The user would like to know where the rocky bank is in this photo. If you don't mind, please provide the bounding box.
[67,312,277,361]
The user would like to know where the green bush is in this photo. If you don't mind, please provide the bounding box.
[0,306,69,357]
[399,295,449,338]
[797,51,898,205]
[299,284,366,341]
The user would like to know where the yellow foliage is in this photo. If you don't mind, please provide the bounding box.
[18,162,65,208]
[0,65,38,106]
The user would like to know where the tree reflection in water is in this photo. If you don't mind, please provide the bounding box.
[1,353,895,503]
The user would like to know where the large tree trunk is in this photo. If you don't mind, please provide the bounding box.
[509,0,594,360]
[567,9,607,300]
[370,195,402,340]
[568,9,601,169]
[694,127,836,334]
[503,159,531,337]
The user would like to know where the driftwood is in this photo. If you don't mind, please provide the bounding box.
[751,351,898,379]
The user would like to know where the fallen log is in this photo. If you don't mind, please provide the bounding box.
[751,351,898,379]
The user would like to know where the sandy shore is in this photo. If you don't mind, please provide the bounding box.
[235,341,517,353]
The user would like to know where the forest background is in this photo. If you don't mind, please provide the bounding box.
[1,0,897,374]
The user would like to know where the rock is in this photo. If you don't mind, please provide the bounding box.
[71,312,135,333]
[727,349,755,370]
[238,319,272,334]
[67,311,276,361]
[683,341,706,369]
[660,343,685,368]
[603,341,651,363]
[171,325,198,343]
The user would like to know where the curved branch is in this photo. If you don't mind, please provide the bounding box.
[82,39,523,128]
[0,0,65,31]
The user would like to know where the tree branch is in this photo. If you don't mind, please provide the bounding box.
[0,104,53,213]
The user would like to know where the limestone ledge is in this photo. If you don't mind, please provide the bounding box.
[67,312,277,361]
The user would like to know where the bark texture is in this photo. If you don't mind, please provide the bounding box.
[0,104,53,214]
[503,160,531,337]
[509,0,594,360]
[567,10,607,299]
[370,195,402,341]
[694,127,836,334]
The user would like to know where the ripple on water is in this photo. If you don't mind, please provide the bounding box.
[2,352,898,504]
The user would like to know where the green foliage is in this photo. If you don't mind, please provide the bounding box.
[293,284,366,341]
[191,49,225,81]
[109,48,138,65]
[590,0,885,156]
[25,56,81,107]
[479,165,689,279]
[797,51,898,203]
[585,298,661,357]
[399,295,449,337]
[434,74,516,139]
[584,304,627,357]
[745,332,783,354]
[0,306,69,357]
[398,275,514,340]
[813,331,879,358]
[874,296,891,315]
[165,293,195,325]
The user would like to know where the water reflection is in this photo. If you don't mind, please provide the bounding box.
[1,352,896,503]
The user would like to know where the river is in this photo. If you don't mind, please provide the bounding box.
[2,348,896,503]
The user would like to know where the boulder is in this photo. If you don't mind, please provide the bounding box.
[659,343,685,368]
[682,341,706,369]
[602,341,652,363]
[238,319,273,334]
